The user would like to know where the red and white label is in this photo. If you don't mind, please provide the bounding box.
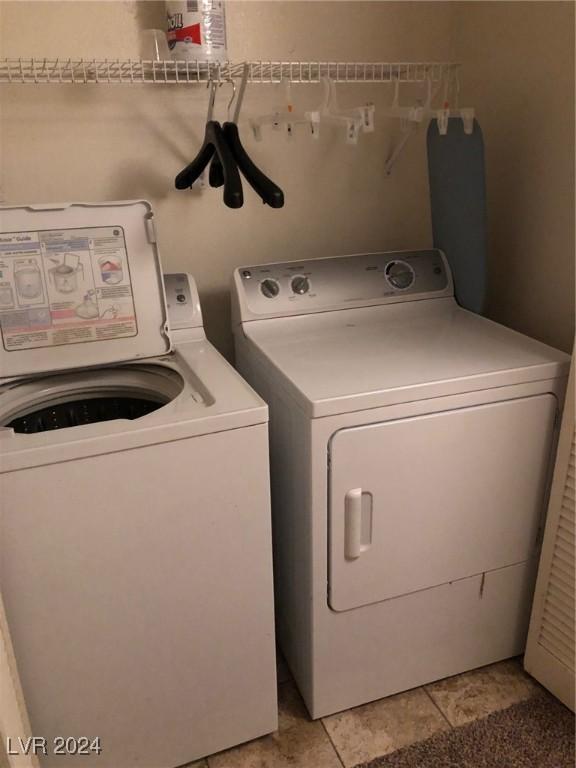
[0,226,138,351]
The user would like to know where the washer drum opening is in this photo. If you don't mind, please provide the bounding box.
[1,365,185,434]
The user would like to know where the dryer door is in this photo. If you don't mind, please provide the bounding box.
[328,394,557,612]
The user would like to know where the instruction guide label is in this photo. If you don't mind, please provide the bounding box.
[0,226,137,351]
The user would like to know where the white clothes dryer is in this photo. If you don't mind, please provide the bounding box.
[0,201,277,766]
[232,249,570,718]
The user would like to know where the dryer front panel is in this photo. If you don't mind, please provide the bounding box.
[328,394,557,612]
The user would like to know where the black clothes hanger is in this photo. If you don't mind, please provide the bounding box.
[209,68,284,208]
[211,123,284,208]
[175,80,243,209]
[177,65,284,209]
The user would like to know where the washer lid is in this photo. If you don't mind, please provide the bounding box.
[0,200,171,379]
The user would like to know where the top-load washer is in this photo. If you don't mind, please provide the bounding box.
[0,201,277,766]
[232,249,571,718]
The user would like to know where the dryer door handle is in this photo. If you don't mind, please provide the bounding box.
[344,488,372,560]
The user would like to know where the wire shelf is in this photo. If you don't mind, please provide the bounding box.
[0,58,458,85]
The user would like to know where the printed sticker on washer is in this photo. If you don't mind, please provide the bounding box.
[0,226,138,351]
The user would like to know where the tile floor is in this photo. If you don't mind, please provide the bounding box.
[187,656,541,768]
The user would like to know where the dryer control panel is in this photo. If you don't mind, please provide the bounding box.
[234,250,453,322]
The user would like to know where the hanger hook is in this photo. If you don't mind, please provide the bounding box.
[392,77,400,108]
[425,72,433,110]
[453,67,461,109]
[281,76,292,108]
[206,77,217,122]
[321,76,331,111]
[231,63,250,124]
[226,77,236,120]
[442,67,454,108]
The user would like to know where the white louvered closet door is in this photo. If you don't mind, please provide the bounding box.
[0,591,39,767]
[525,343,575,711]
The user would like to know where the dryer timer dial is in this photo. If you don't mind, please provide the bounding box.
[385,260,415,290]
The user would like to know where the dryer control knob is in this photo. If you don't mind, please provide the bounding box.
[260,278,280,298]
[291,275,310,295]
[385,260,415,290]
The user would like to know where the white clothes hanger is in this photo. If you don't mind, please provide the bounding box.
[250,78,319,141]
[306,78,374,145]
[383,76,431,125]
[384,70,475,174]
[384,75,434,175]
[435,68,475,135]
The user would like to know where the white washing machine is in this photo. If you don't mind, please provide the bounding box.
[232,249,571,718]
[0,201,277,766]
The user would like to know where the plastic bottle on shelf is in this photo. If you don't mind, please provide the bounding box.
[165,1,227,62]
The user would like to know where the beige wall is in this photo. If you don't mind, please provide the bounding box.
[0,0,454,356]
[452,1,575,353]
[0,1,573,357]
